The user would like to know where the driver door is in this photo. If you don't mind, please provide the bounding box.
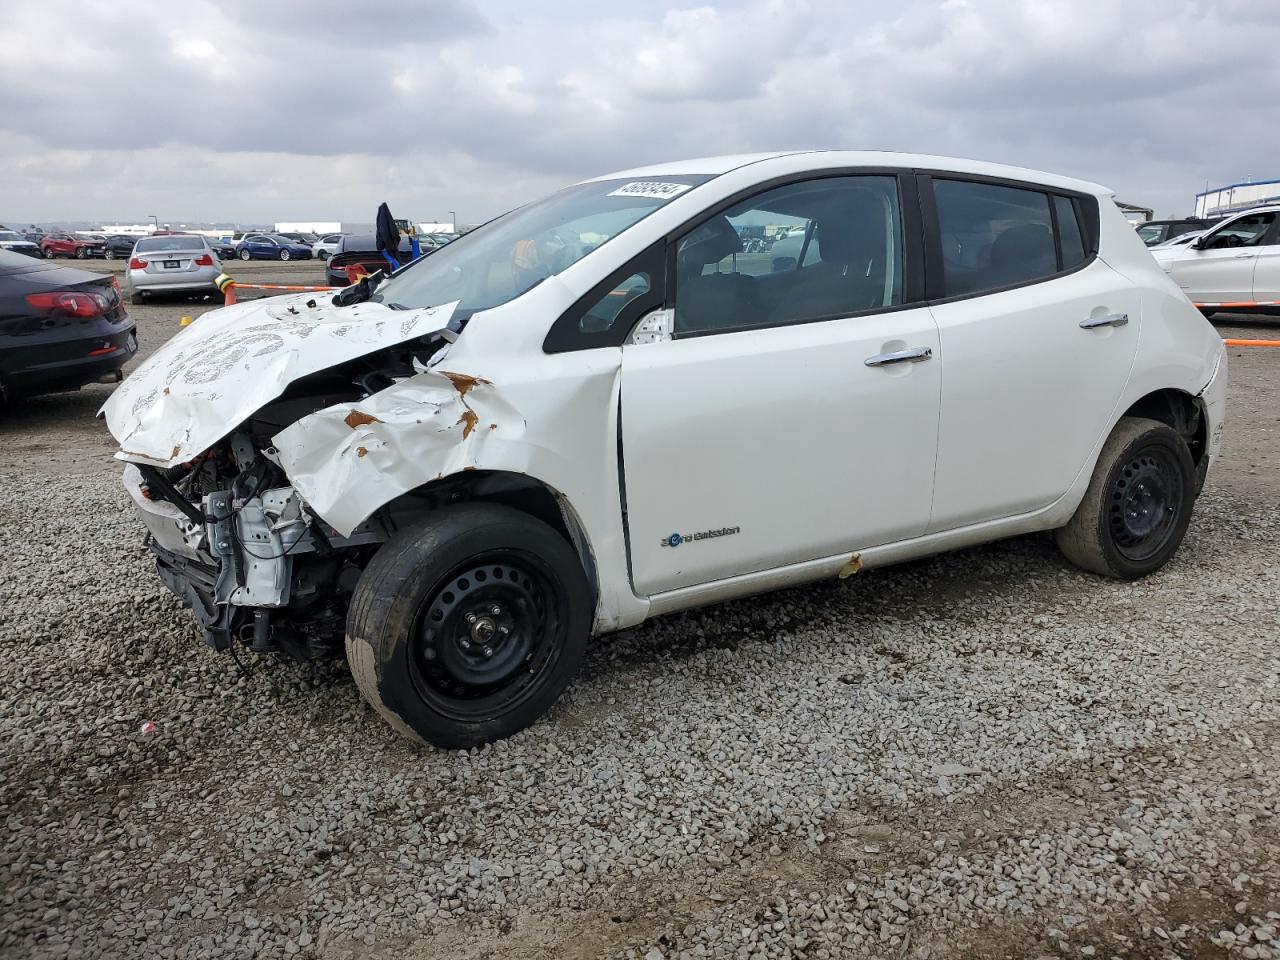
[1170,212,1276,303]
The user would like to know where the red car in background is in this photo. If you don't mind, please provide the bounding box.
[40,233,106,260]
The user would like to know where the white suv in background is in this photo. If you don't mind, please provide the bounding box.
[104,151,1227,749]
[311,234,344,260]
[1152,205,1280,311]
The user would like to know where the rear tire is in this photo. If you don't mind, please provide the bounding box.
[1055,417,1196,579]
[346,503,591,749]
[74,247,87,259]
[104,248,115,260]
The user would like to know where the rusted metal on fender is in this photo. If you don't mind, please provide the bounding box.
[272,368,523,537]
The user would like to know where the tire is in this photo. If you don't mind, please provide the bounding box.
[1055,417,1197,579]
[104,248,115,260]
[346,503,592,749]
[279,249,291,261]
[43,248,55,259]
[318,250,329,260]
[239,249,251,261]
[74,247,87,259]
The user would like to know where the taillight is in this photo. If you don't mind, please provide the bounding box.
[194,253,214,266]
[25,291,108,318]
[129,257,148,270]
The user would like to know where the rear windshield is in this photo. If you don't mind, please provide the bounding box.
[135,237,206,253]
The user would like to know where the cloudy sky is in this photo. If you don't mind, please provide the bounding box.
[2,0,1277,226]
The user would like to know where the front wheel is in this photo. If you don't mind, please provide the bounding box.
[346,503,592,749]
[1055,417,1197,579]
[239,249,251,261]
[43,248,55,259]
[279,249,291,261]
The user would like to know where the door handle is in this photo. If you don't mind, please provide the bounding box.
[1079,312,1129,329]
[865,346,932,367]
[1234,253,1254,258]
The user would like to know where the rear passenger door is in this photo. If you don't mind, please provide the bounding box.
[922,176,1142,532]
[1250,216,1280,303]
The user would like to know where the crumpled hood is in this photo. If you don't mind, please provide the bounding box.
[101,292,456,468]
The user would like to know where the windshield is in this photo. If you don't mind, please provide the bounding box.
[1136,224,1164,245]
[370,175,712,315]
[269,234,297,244]
[136,236,205,253]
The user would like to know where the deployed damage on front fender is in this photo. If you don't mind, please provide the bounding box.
[274,368,524,536]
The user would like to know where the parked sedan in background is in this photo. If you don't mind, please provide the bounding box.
[234,234,314,261]
[40,233,105,259]
[103,235,140,260]
[0,249,136,399]
[311,234,344,260]
[207,236,237,260]
[125,235,221,304]
[0,229,42,258]
[1151,205,1280,314]
[278,231,319,246]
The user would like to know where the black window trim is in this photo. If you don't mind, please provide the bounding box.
[543,242,668,353]
[917,170,1101,306]
[544,167,929,352]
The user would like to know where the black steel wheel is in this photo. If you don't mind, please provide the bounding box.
[346,503,592,748]
[408,553,564,722]
[1057,416,1197,579]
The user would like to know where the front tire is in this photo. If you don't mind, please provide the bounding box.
[346,503,592,749]
[239,249,251,261]
[1055,417,1196,579]
[43,248,55,259]
[279,249,291,261]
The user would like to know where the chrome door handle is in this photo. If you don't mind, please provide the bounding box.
[1079,312,1129,329]
[1234,253,1255,258]
[865,346,932,367]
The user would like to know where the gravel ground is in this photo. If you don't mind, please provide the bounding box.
[1,266,1278,959]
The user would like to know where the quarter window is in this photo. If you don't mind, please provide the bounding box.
[672,176,903,336]
[1054,195,1087,269]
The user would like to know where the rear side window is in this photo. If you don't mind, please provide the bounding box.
[1054,195,1086,269]
[934,180,1056,296]
[932,179,1095,298]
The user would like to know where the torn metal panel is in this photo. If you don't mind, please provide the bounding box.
[272,367,523,536]
[100,293,456,468]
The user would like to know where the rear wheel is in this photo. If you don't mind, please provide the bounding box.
[239,249,251,261]
[346,503,591,749]
[1055,417,1196,579]
[279,249,291,261]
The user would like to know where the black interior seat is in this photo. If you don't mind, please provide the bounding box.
[984,222,1055,289]
[674,216,759,333]
[769,190,888,324]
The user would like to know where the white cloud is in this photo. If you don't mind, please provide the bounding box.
[1,0,1278,223]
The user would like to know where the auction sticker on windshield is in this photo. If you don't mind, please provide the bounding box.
[606,181,695,201]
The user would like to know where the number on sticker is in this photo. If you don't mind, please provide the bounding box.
[607,181,694,201]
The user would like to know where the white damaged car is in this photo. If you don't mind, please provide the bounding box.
[103,152,1227,748]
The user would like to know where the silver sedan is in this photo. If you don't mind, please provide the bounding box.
[125,235,221,305]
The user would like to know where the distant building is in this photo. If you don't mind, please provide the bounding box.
[1195,179,1280,218]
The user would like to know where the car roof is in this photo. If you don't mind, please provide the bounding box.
[582,150,1112,197]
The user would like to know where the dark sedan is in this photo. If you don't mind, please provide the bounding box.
[234,234,314,261]
[0,250,137,400]
[102,234,140,260]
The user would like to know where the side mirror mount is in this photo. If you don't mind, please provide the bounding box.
[626,307,673,345]
[1191,235,1209,250]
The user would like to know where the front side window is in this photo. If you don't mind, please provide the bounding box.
[371,175,711,318]
[1202,213,1275,250]
[934,179,1060,296]
[672,176,903,336]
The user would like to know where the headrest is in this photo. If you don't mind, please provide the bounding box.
[990,222,1053,266]
[678,215,743,267]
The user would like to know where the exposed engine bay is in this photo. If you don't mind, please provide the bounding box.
[122,329,466,657]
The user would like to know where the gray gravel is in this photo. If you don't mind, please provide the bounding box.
[2,288,1278,959]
